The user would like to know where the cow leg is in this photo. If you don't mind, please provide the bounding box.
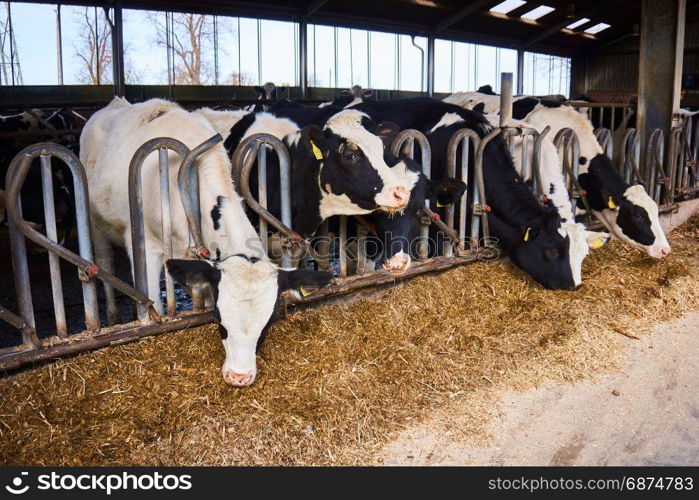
[92,226,121,325]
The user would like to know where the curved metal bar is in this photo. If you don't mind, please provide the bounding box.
[500,126,540,180]
[666,126,684,204]
[129,137,189,320]
[532,126,551,198]
[446,128,480,254]
[472,128,501,245]
[391,129,432,259]
[177,134,223,252]
[232,133,307,269]
[619,128,643,184]
[594,127,613,158]
[646,129,665,203]
[553,128,590,214]
[8,144,159,337]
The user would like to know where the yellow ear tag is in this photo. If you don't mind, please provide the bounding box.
[607,196,618,210]
[310,140,324,160]
[523,227,531,242]
[590,238,604,250]
[299,286,311,297]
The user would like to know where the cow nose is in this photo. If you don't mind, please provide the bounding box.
[661,246,672,257]
[223,371,255,387]
[392,187,409,207]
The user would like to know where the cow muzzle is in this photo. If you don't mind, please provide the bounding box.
[376,186,410,212]
[383,251,411,274]
[223,371,256,387]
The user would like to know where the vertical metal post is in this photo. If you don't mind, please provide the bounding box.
[159,149,175,317]
[426,34,435,96]
[41,155,67,337]
[111,2,125,96]
[339,216,347,277]
[356,223,368,274]
[500,72,513,127]
[257,18,262,85]
[257,145,268,253]
[299,18,308,97]
[637,0,686,172]
[516,48,524,95]
[56,4,63,85]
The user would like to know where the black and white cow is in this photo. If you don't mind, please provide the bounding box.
[266,99,467,272]
[337,97,583,290]
[446,90,672,259]
[221,103,428,270]
[80,97,333,387]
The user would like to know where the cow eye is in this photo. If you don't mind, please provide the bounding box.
[342,151,360,163]
[632,211,644,221]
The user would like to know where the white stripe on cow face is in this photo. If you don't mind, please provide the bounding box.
[324,110,415,211]
[216,258,279,386]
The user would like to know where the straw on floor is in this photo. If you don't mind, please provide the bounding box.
[1,215,698,466]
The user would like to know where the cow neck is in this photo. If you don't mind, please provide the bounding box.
[289,146,324,237]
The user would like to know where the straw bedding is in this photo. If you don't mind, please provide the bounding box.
[1,215,697,466]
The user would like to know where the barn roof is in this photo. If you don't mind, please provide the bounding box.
[20,0,699,57]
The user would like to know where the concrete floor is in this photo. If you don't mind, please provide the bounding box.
[381,310,699,466]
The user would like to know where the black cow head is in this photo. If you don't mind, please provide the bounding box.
[488,209,576,290]
[578,154,671,258]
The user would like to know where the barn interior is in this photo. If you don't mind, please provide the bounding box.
[0,0,698,466]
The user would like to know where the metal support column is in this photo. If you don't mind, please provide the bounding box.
[299,18,308,97]
[516,48,524,95]
[110,2,125,97]
[637,0,686,167]
[426,34,435,96]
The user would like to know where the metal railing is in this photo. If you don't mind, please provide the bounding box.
[2,118,698,371]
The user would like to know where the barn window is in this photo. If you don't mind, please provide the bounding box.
[520,5,555,21]
[434,39,518,94]
[122,10,168,84]
[585,23,612,35]
[0,2,59,85]
[523,52,571,96]
[60,5,113,85]
[489,0,527,15]
[566,17,591,31]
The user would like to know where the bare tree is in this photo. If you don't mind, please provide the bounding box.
[229,71,255,85]
[149,12,215,85]
[73,7,112,85]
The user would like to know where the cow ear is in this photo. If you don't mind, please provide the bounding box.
[428,178,466,207]
[601,188,621,210]
[363,89,374,97]
[254,85,263,93]
[300,125,328,160]
[166,259,221,290]
[278,269,333,292]
[376,122,400,148]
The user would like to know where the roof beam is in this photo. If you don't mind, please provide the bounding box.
[524,1,614,47]
[306,0,330,16]
[434,0,495,33]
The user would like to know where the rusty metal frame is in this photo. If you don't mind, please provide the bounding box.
[1,143,163,371]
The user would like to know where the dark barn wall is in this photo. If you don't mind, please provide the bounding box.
[573,22,699,105]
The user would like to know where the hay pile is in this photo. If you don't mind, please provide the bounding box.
[1,216,698,466]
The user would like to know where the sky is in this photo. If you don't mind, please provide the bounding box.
[1,1,570,95]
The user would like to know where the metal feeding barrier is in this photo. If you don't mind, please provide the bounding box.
[0,138,222,371]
